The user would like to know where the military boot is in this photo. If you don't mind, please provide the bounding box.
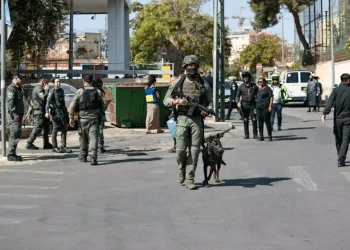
[7,154,22,162]
[278,126,282,131]
[78,156,87,162]
[90,158,98,166]
[186,182,197,190]
[43,143,53,149]
[99,147,106,154]
[26,143,39,150]
[243,121,249,139]
[178,171,186,185]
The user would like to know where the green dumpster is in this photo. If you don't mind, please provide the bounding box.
[105,80,171,128]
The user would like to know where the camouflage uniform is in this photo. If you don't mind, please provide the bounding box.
[69,86,107,165]
[164,56,212,189]
[26,85,51,148]
[7,83,24,160]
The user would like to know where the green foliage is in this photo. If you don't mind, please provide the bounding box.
[249,0,316,65]
[225,60,243,79]
[240,35,282,72]
[347,38,350,51]
[130,0,231,74]
[7,0,69,64]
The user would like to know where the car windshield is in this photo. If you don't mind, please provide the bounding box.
[61,85,77,95]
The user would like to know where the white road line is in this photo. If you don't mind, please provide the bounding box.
[339,172,350,182]
[0,205,38,210]
[0,194,49,198]
[0,185,59,190]
[0,169,64,175]
[0,177,63,182]
[0,218,26,225]
[289,166,318,191]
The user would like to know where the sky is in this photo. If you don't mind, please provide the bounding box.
[73,0,296,44]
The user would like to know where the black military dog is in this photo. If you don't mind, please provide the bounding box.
[202,126,234,187]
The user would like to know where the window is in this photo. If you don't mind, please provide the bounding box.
[300,72,311,83]
[286,72,299,83]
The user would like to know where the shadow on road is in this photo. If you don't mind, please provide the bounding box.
[99,157,163,165]
[212,177,291,188]
[24,154,79,161]
[272,135,307,141]
[104,148,159,155]
[282,127,316,131]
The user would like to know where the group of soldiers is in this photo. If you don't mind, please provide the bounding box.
[6,75,107,165]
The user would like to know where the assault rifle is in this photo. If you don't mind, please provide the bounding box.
[171,88,217,118]
[50,101,69,130]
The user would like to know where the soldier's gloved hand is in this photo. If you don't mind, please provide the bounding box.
[178,98,190,106]
[69,118,75,128]
[201,111,209,118]
[14,115,20,122]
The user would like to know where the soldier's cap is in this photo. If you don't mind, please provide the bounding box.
[83,75,94,83]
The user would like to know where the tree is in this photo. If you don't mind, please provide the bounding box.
[6,0,69,64]
[240,34,282,71]
[249,0,315,65]
[130,0,231,74]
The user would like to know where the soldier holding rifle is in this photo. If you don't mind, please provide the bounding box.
[164,55,213,190]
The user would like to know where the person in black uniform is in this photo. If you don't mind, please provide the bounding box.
[236,71,258,139]
[7,76,25,161]
[226,76,238,120]
[256,78,273,141]
[322,73,350,167]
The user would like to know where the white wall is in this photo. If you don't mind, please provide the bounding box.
[315,60,350,100]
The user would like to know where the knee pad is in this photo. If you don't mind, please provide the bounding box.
[244,118,249,123]
[252,118,257,123]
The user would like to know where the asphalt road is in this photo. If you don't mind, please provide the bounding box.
[0,106,349,250]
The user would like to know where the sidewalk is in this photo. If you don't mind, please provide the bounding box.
[0,114,240,165]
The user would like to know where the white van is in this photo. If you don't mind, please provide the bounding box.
[280,70,313,104]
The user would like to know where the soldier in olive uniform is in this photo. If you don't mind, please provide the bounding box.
[93,78,106,153]
[46,78,72,153]
[26,78,53,150]
[164,55,213,190]
[69,75,107,166]
[7,76,25,161]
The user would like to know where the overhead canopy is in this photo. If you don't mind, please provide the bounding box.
[71,0,130,14]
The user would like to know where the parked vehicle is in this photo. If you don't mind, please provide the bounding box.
[280,70,313,104]
[22,83,78,127]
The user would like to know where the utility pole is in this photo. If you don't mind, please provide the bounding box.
[330,0,335,89]
[1,0,6,156]
[213,0,225,121]
[68,0,74,79]
[282,14,284,66]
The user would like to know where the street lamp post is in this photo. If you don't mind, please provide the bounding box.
[1,0,6,156]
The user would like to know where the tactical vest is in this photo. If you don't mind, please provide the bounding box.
[79,88,101,110]
[172,75,207,116]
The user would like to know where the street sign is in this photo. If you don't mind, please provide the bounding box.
[0,0,13,40]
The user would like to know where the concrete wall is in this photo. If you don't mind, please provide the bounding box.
[315,59,350,100]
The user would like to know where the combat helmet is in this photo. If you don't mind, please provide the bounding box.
[241,71,252,82]
[271,73,280,81]
[182,55,199,69]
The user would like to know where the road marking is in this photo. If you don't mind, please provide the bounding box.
[0,169,64,175]
[0,218,26,225]
[0,205,38,210]
[289,166,318,191]
[0,185,59,190]
[0,194,49,198]
[0,177,63,182]
[340,172,350,182]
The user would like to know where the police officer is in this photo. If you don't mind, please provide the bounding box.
[93,78,106,153]
[226,76,238,120]
[236,71,258,139]
[26,78,53,150]
[164,55,213,190]
[46,78,72,153]
[322,73,350,168]
[7,76,25,161]
[69,75,107,165]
